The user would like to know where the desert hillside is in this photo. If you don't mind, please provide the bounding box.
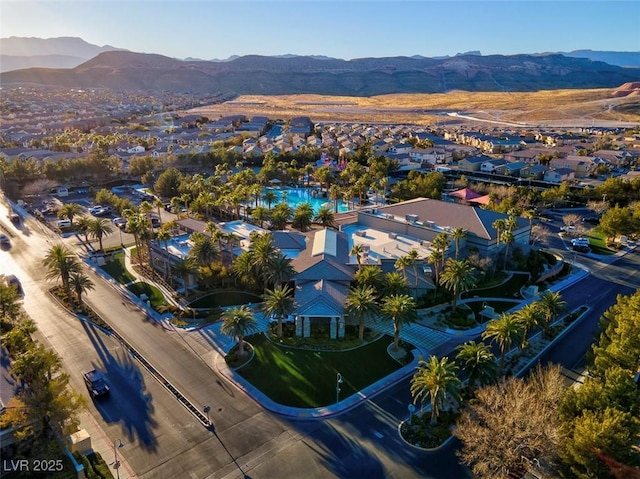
[186,87,640,127]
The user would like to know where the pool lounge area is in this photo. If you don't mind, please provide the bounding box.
[262,187,349,214]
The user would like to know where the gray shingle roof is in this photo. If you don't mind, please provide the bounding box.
[375,198,527,240]
[295,280,349,316]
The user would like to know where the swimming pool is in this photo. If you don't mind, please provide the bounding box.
[264,187,349,214]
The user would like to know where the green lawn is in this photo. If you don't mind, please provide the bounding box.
[237,334,404,408]
[101,252,136,284]
[462,272,530,299]
[127,282,167,310]
[587,229,616,255]
[188,290,263,308]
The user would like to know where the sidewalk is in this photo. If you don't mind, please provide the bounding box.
[76,411,136,479]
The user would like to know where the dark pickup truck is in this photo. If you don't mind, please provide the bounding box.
[83,370,110,398]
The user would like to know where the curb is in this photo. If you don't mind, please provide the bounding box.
[213,341,424,420]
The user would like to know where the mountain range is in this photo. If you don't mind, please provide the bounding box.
[0,37,638,96]
[0,36,125,72]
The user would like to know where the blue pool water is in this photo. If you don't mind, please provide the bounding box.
[264,187,349,214]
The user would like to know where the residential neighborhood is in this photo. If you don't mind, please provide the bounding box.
[2,84,639,479]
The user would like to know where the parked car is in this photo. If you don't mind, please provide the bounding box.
[560,225,576,232]
[83,370,110,398]
[113,217,127,228]
[582,215,600,225]
[0,234,9,246]
[571,237,590,247]
[56,219,71,229]
[10,213,20,224]
[90,205,111,217]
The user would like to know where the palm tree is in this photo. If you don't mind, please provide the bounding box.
[482,313,524,376]
[188,231,218,267]
[57,203,83,227]
[89,218,113,252]
[154,198,165,226]
[455,341,498,396]
[156,228,172,279]
[345,285,379,341]
[251,206,270,228]
[410,355,461,426]
[232,251,258,289]
[220,305,258,357]
[451,227,467,259]
[538,290,567,335]
[75,215,93,243]
[439,258,477,309]
[269,205,291,231]
[125,211,146,264]
[428,250,444,288]
[69,271,95,306]
[350,243,365,270]
[500,229,515,270]
[383,271,408,296]
[42,244,81,299]
[292,202,314,232]
[514,302,544,349]
[492,218,506,257]
[407,249,420,296]
[328,184,342,213]
[262,190,277,210]
[395,255,411,282]
[0,279,22,319]
[171,257,197,299]
[251,233,276,289]
[262,284,295,338]
[264,254,294,289]
[354,265,384,293]
[314,206,336,228]
[381,294,417,352]
[432,232,451,263]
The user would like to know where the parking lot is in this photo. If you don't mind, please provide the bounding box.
[26,184,171,251]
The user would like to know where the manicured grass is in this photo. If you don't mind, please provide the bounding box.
[587,229,616,255]
[462,272,529,300]
[126,282,167,310]
[188,291,263,308]
[236,334,404,408]
[101,252,136,284]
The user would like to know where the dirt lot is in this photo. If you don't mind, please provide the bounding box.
[185,88,640,128]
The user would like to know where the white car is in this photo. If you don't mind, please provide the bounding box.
[560,225,576,232]
[113,217,127,227]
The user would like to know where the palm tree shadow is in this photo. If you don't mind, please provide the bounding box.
[81,320,159,451]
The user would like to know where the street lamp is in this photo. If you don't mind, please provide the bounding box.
[203,405,211,426]
[113,439,123,479]
[336,372,343,404]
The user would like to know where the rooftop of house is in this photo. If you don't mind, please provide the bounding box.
[371,198,528,240]
[341,223,433,265]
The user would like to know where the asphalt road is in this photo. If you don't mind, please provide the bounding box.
[2,198,638,479]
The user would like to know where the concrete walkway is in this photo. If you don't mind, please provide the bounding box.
[76,411,136,479]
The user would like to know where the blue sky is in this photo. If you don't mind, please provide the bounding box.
[2,1,639,60]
